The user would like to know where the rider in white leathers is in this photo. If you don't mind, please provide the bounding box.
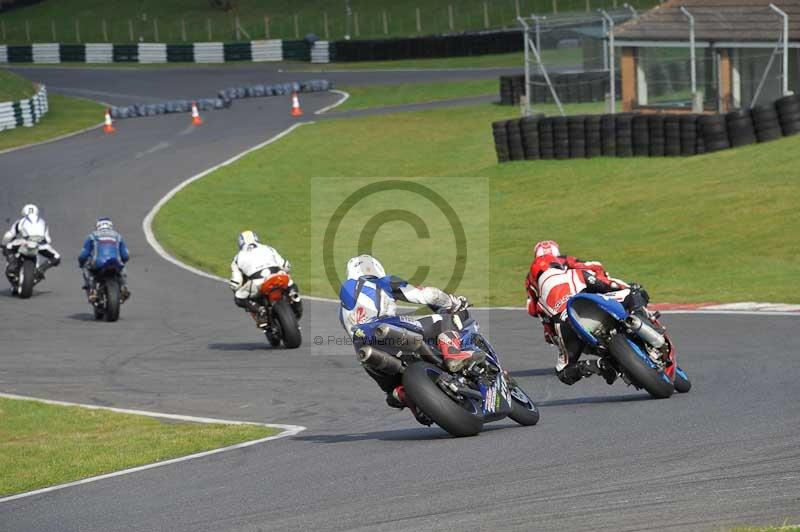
[2,204,61,283]
[229,231,302,323]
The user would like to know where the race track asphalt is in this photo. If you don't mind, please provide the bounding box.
[0,66,798,532]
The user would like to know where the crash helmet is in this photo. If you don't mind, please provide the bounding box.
[21,204,39,218]
[534,240,561,258]
[96,217,114,231]
[238,230,260,250]
[346,254,386,280]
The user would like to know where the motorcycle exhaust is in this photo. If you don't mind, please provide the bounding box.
[358,346,404,375]
[624,315,665,349]
[375,324,442,365]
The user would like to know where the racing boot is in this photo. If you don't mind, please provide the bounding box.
[437,331,485,372]
[120,285,131,302]
[578,359,618,385]
[387,385,433,426]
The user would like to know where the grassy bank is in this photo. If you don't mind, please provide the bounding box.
[153,103,800,306]
[336,79,497,111]
[0,0,656,43]
[0,397,278,497]
[0,70,35,101]
[0,92,104,152]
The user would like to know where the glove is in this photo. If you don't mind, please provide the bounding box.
[283,260,292,273]
[450,295,470,312]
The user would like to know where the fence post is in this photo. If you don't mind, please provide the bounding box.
[264,16,269,38]
[553,0,558,14]
[102,19,108,41]
[448,5,454,31]
[181,18,187,41]
[323,11,329,39]
[75,19,81,43]
[483,2,489,28]
[153,18,159,41]
[25,20,30,42]
[51,19,56,41]
[416,7,421,33]
[515,0,521,18]
[354,11,360,37]
[207,19,212,41]
[235,16,241,40]
[382,11,388,35]
[293,13,299,39]
[1,20,5,42]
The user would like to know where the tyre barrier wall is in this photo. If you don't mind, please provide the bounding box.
[0,40,294,63]
[0,84,48,132]
[107,79,333,120]
[500,71,620,106]
[492,94,800,163]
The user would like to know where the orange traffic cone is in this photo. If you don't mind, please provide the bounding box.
[191,101,203,126]
[290,91,303,117]
[103,109,115,134]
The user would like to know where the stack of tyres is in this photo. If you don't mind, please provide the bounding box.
[585,115,602,158]
[632,115,650,157]
[615,114,633,157]
[499,77,514,105]
[552,117,570,160]
[600,114,616,156]
[568,116,587,159]
[520,115,542,160]
[775,94,800,136]
[506,119,526,161]
[664,115,682,156]
[751,104,783,142]
[648,115,666,157]
[538,118,555,160]
[725,109,757,148]
[492,120,510,163]
[679,115,699,156]
[699,115,730,153]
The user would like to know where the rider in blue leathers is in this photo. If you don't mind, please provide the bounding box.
[339,254,477,411]
[78,217,130,301]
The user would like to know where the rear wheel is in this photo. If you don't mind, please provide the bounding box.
[18,259,35,299]
[402,362,484,437]
[104,279,121,322]
[273,299,301,348]
[508,383,540,426]
[608,333,674,399]
[673,366,692,393]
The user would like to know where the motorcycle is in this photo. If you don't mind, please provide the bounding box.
[5,236,45,299]
[87,260,127,322]
[253,270,302,349]
[566,288,691,398]
[352,310,539,437]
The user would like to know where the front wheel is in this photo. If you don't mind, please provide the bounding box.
[18,259,35,299]
[103,279,121,322]
[273,299,301,348]
[508,383,540,426]
[402,362,484,437]
[608,333,674,399]
[673,366,692,393]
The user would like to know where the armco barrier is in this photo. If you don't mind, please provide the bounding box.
[251,40,282,62]
[85,43,111,63]
[32,43,59,63]
[138,43,167,63]
[311,41,330,64]
[0,45,7,63]
[194,42,224,63]
[493,95,800,163]
[0,84,48,132]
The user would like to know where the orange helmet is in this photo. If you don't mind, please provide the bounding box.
[534,240,560,258]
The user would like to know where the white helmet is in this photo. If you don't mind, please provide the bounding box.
[96,217,113,231]
[238,230,260,250]
[21,204,39,218]
[346,254,386,280]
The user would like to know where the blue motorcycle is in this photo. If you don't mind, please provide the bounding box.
[85,257,127,322]
[567,291,691,399]
[352,310,539,437]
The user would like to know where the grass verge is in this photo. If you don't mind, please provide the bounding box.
[0,93,105,152]
[336,79,496,111]
[0,397,278,497]
[0,70,35,101]
[153,102,800,306]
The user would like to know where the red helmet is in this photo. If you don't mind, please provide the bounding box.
[534,240,560,258]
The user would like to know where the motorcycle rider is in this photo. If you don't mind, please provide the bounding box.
[339,254,478,411]
[2,204,61,284]
[78,217,130,302]
[230,231,302,324]
[525,240,649,386]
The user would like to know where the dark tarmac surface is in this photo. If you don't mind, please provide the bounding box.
[0,65,798,532]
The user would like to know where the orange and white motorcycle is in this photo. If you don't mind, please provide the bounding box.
[250,270,302,349]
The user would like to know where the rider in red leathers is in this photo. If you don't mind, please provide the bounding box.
[525,240,648,386]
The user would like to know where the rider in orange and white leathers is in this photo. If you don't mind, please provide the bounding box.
[525,240,645,385]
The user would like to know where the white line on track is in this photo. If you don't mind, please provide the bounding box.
[0,122,104,156]
[0,392,305,505]
[140,91,800,317]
